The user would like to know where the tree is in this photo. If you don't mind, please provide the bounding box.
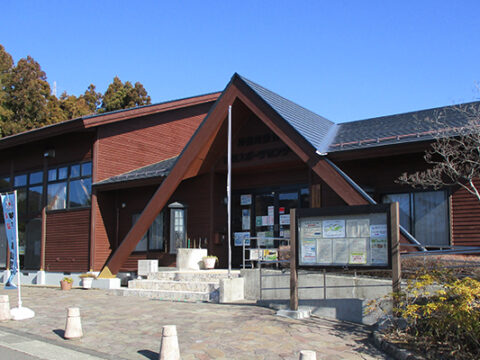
[81,84,102,113]
[101,76,151,112]
[398,102,480,201]
[0,45,14,135]
[0,44,153,137]
[1,55,52,136]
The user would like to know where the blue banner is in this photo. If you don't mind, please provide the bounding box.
[1,192,18,289]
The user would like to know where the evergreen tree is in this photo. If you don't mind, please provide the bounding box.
[101,76,151,112]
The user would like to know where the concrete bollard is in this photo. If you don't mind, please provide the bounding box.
[64,307,83,339]
[159,325,180,360]
[299,350,317,360]
[0,295,10,321]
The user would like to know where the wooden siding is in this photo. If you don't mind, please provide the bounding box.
[96,103,212,182]
[45,209,90,272]
[0,132,93,176]
[93,191,116,271]
[451,181,480,246]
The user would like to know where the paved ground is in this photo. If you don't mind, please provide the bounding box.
[0,286,388,360]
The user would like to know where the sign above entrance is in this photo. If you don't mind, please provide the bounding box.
[294,205,392,269]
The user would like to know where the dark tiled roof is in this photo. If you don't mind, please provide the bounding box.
[329,101,480,152]
[238,75,337,153]
[94,156,178,187]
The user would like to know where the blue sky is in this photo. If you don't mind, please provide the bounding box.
[1,1,479,123]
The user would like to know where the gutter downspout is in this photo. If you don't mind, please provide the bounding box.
[322,156,426,251]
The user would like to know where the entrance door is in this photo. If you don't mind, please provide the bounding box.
[233,186,309,254]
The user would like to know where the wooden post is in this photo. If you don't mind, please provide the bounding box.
[290,209,298,311]
[390,202,401,305]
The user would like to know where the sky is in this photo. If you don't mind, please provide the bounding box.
[1,1,479,123]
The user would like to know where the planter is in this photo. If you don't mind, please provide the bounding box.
[203,257,217,269]
[60,280,73,291]
[81,277,93,289]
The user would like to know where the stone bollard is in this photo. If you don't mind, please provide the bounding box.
[299,350,317,360]
[0,295,10,321]
[159,325,180,360]
[64,307,83,339]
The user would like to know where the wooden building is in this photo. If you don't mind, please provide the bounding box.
[0,73,478,280]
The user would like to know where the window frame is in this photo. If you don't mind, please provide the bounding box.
[132,211,165,253]
[381,189,451,246]
[47,160,93,212]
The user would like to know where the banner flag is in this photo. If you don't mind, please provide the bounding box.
[1,192,18,289]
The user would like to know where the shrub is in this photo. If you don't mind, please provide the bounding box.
[394,270,480,357]
[61,277,73,283]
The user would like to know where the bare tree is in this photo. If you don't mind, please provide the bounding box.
[398,102,480,201]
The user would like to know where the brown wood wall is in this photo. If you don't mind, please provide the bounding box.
[45,209,90,272]
[92,191,116,271]
[0,132,93,176]
[451,181,480,246]
[96,103,212,182]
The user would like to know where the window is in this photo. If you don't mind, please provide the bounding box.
[382,190,449,246]
[132,212,165,252]
[47,161,92,210]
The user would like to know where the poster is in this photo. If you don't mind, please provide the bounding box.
[249,249,261,260]
[280,229,290,239]
[323,220,346,238]
[317,238,333,263]
[261,216,269,226]
[348,238,368,264]
[256,216,262,227]
[301,238,317,263]
[332,238,348,263]
[279,214,290,225]
[268,206,274,217]
[263,249,278,261]
[346,219,370,238]
[256,231,266,246]
[242,209,250,230]
[240,194,252,205]
[234,232,250,246]
[370,224,388,264]
[300,220,322,237]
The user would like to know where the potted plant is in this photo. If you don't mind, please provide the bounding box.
[202,255,218,269]
[60,277,73,290]
[79,273,96,289]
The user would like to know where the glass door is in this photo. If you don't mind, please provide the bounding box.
[255,192,275,247]
[278,191,299,241]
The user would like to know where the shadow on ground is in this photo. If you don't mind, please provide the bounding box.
[138,349,158,359]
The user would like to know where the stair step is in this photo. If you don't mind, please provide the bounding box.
[128,279,218,292]
[147,270,241,282]
[112,288,217,303]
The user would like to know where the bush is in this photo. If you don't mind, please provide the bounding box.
[394,270,480,358]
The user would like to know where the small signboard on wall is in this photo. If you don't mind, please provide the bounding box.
[295,204,392,269]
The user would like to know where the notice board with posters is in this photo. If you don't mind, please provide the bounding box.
[295,204,392,269]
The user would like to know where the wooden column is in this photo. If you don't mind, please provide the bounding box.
[310,183,321,208]
[290,208,298,311]
[390,202,401,298]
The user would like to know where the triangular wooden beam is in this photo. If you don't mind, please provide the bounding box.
[99,75,367,277]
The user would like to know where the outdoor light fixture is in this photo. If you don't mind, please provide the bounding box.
[44,149,55,158]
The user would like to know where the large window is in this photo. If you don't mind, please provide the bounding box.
[382,190,449,246]
[47,162,92,210]
[132,212,165,252]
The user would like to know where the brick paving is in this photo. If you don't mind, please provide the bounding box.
[0,286,388,360]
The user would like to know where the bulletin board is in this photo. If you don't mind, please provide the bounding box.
[295,204,392,269]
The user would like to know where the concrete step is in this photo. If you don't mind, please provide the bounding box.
[147,270,241,282]
[128,279,218,293]
[112,288,218,303]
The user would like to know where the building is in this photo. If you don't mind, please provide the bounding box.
[0,73,478,282]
